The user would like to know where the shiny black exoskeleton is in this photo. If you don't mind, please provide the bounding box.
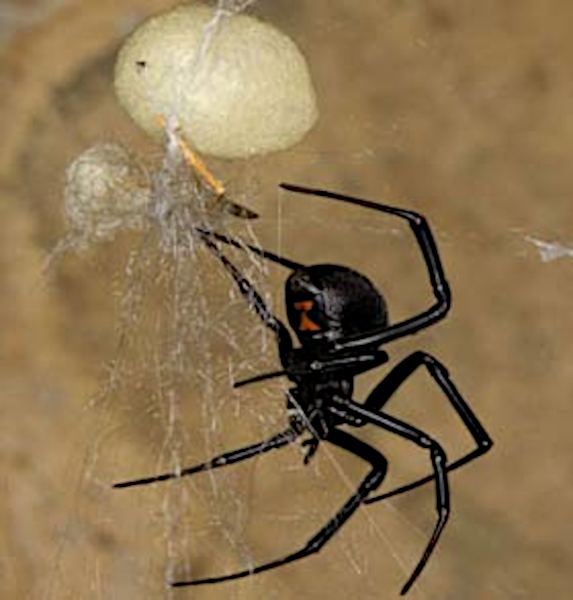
[114,184,492,595]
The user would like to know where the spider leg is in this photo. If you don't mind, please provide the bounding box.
[199,231,290,341]
[329,398,449,595]
[113,427,298,489]
[197,228,305,271]
[171,428,387,588]
[360,351,492,504]
[280,183,451,349]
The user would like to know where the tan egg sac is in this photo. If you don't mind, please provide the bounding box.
[114,3,318,159]
[65,143,151,240]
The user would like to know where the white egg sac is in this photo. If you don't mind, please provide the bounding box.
[114,4,318,159]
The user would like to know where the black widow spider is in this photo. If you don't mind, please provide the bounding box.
[114,184,493,595]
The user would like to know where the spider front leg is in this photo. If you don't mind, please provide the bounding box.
[280,183,451,349]
[199,231,301,382]
[361,351,492,503]
[198,231,295,357]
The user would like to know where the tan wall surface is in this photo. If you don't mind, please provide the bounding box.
[2,1,572,599]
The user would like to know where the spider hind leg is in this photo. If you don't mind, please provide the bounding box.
[171,428,387,587]
[113,428,298,489]
[333,398,450,594]
[362,350,492,504]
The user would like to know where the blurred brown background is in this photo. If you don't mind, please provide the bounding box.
[2,0,573,598]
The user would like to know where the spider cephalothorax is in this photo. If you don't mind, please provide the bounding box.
[286,264,388,345]
[114,183,492,596]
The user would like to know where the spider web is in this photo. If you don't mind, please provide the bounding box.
[47,147,293,598]
[40,3,299,597]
